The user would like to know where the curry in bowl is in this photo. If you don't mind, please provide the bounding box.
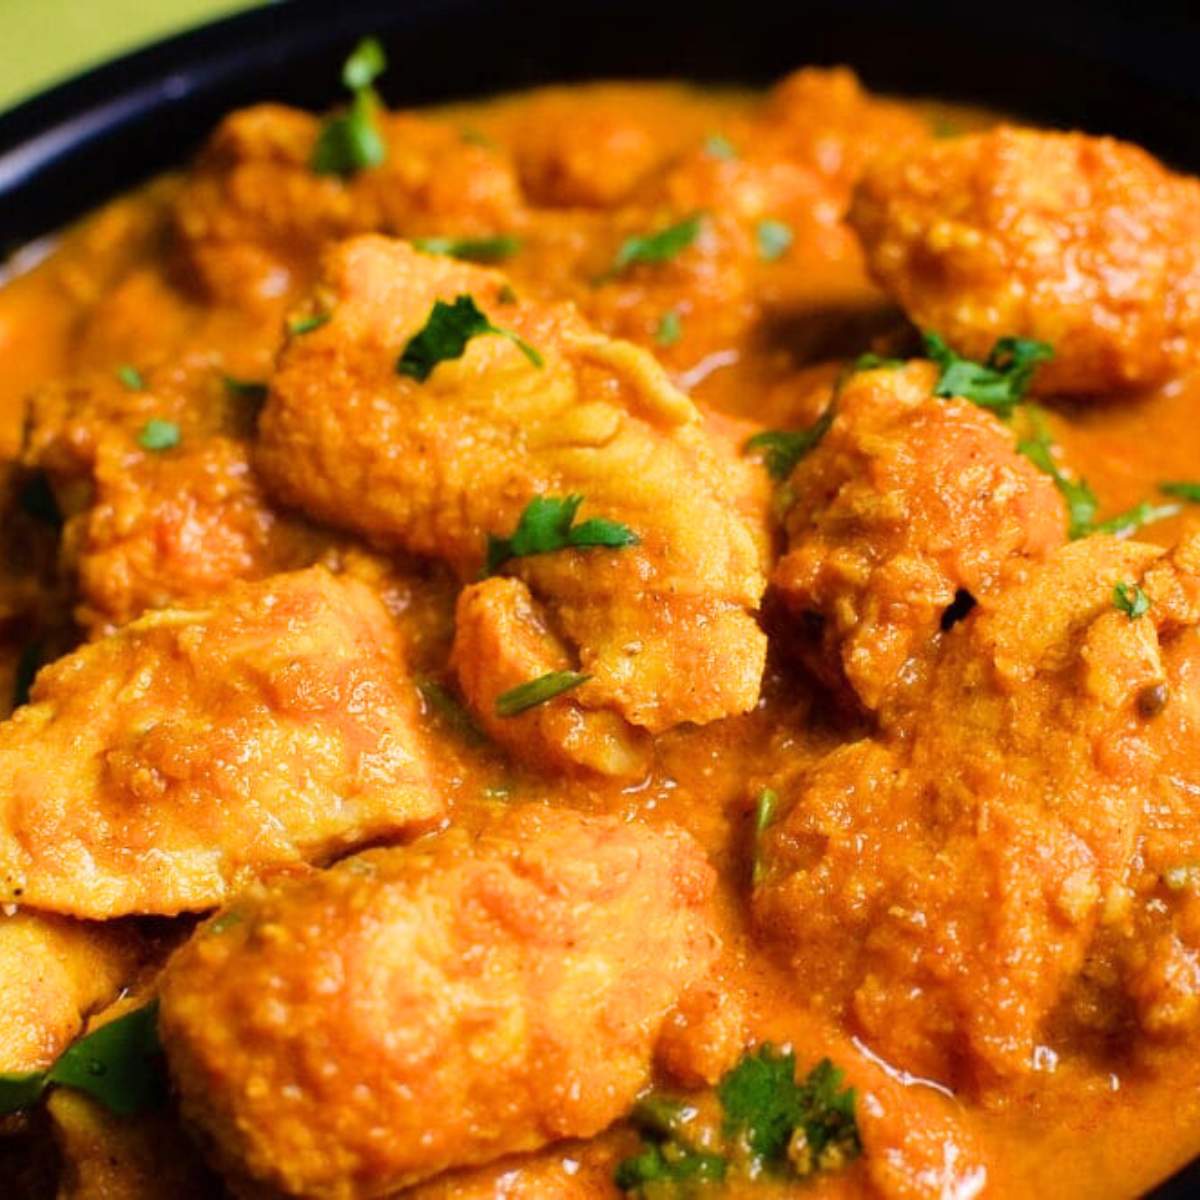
[2,36,1200,1199]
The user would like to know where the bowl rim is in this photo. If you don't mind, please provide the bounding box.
[1,2,1200,1195]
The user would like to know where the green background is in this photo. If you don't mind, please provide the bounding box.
[0,0,265,113]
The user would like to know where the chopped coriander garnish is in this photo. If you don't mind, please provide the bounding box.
[417,679,485,744]
[397,294,542,382]
[495,670,590,717]
[616,1095,728,1193]
[206,909,244,936]
[1161,481,1200,504]
[851,352,904,372]
[222,376,268,403]
[656,309,683,347]
[1113,581,1150,620]
[616,1132,727,1192]
[1093,500,1180,538]
[616,1050,859,1194]
[608,213,704,278]
[460,127,494,148]
[340,35,386,90]
[288,312,331,336]
[746,407,834,482]
[756,219,793,262]
[137,419,180,452]
[0,1002,164,1117]
[718,1047,860,1179]
[703,133,737,160]
[924,331,1053,418]
[311,37,388,176]
[412,234,522,263]
[752,788,778,886]
[12,642,41,709]
[116,364,145,391]
[497,284,518,304]
[1015,407,1097,539]
[486,494,638,575]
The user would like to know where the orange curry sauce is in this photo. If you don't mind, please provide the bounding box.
[3,70,1200,1199]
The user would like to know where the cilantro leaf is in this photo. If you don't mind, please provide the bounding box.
[397,295,542,382]
[137,419,180,452]
[116,364,145,391]
[311,90,387,176]
[609,214,704,277]
[417,679,485,745]
[222,376,268,404]
[615,1141,728,1192]
[1161,481,1200,504]
[412,234,521,263]
[1113,581,1150,620]
[752,788,778,886]
[1014,407,1097,539]
[718,1046,860,1179]
[495,670,590,717]
[311,38,389,176]
[341,36,386,90]
[0,1002,164,1117]
[1093,500,1181,537]
[485,494,638,574]
[746,407,834,481]
[924,331,1052,418]
[756,219,793,262]
[288,312,331,336]
[703,133,737,160]
[656,309,683,347]
[852,352,903,372]
[615,1095,728,1194]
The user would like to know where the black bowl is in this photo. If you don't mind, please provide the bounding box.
[1,1,1198,1194]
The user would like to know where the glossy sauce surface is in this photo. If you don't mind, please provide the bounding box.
[3,73,1200,1200]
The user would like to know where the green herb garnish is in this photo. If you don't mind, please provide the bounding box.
[397,295,542,382]
[608,213,703,278]
[1113,581,1150,620]
[486,495,638,575]
[288,312,331,336]
[718,1047,860,1179]
[752,788,778,887]
[616,1096,728,1194]
[851,352,904,372]
[924,331,1053,418]
[1015,407,1097,539]
[1161,482,1200,504]
[116,364,145,391]
[417,679,484,744]
[703,133,737,160]
[495,670,590,717]
[411,234,521,263]
[0,1002,164,1117]
[746,407,834,482]
[756,219,793,262]
[1093,501,1180,538]
[137,420,180,452]
[311,37,388,176]
[656,309,683,347]
[222,376,268,403]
